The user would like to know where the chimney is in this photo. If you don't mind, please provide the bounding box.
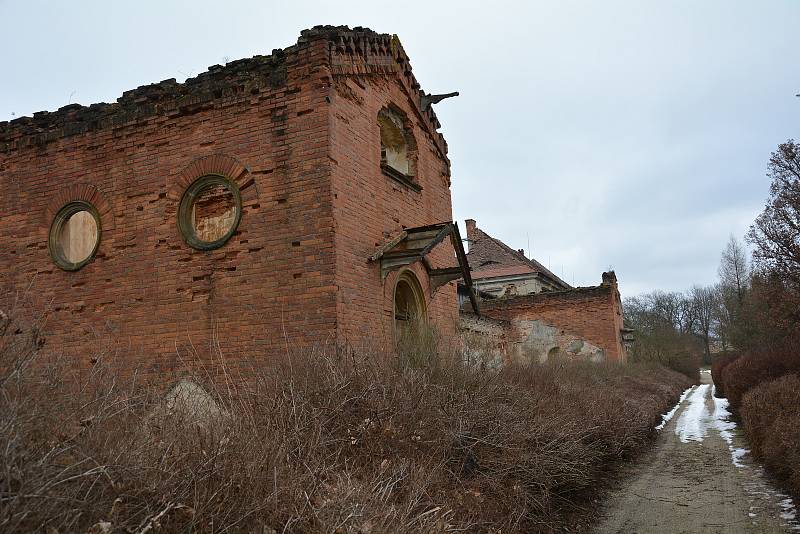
[518,248,525,257]
[601,271,618,287]
[465,219,477,241]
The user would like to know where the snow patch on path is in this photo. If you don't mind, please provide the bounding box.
[781,498,798,522]
[655,386,694,431]
[674,384,711,442]
[671,383,750,467]
[711,389,748,467]
[711,386,800,531]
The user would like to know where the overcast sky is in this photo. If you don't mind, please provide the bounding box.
[2,0,799,296]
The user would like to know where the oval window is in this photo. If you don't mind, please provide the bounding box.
[48,201,101,271]
[178,175,242,250]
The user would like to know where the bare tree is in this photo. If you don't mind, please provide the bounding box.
[714,236,751,350]
[713,284,734,351]
[689,285,717,362]
[719,235,750,303]
[748,140,800,289]
[624,291,703,371]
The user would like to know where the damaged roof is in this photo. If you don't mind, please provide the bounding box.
[370,222,480,314]
[466,225,571,288]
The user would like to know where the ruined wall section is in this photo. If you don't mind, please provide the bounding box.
[326,30,458,350]
[0,36,337,377]
[479,278,626,363]
[459,312,508,368]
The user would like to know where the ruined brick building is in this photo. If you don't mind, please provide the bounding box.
[0,26,476,375]
[460,221,628,363]
[1,25,629,375]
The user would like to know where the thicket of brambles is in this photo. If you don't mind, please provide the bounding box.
[0,304,691,533]
[708,140,800,497]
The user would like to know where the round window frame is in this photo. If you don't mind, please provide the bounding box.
[48,200,102,272]
[177,174,243,251]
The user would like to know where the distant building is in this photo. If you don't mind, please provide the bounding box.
[464,219,570,298]
[460,220,628,363]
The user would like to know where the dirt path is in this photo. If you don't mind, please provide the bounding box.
[593,372,799,533]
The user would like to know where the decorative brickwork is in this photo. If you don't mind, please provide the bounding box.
[0,26,462,378]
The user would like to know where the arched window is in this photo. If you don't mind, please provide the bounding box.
[393,271,432,364]
[378,107,417,181]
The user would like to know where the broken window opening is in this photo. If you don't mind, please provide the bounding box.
[378,107,417,181]
[192,183,237,242]
[49,201,101,271]
[178,175,242,250]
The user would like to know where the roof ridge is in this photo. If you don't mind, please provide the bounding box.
[473,226,571,288]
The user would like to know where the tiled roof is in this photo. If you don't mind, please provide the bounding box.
[471,265,535,279]
[466,225,570,288]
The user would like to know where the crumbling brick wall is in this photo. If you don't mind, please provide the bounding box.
[0,26,459,377]
[459,312,508,368]
[478,273,627,363]
[327,30,459,350]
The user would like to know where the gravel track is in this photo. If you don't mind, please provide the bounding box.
[593,372,799,534]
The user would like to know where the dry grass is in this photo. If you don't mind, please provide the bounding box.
[0,314,691,533]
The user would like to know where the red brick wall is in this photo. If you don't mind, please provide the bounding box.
[328,55,459,350]
[479,281,627,362]
[0,37,338,378]
[0,27,461,376]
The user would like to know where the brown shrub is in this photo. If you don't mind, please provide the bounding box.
[721,349,800,411]
[740,374,800,496]
[0,318,691,533]
[665,350,702,382]
[710,352,739,398]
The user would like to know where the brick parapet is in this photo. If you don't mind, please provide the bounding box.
[0,26,448,165]
[477,279,627,362]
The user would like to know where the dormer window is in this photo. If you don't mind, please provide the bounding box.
[378,107,420,192]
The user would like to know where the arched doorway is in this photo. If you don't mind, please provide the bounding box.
[547,346,563,363]
[393,271,429,360]
[394,271,426,332]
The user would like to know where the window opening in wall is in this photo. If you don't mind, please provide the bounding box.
[379,110,410,175]
[394,279,421,325]
[178,175,242,250]
[49,201,101,271]
[378,107,419,191]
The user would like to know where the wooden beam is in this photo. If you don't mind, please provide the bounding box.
[419,224,453,257]
[368,230,408,262]
[429,266,464,292]
[449,224,480,315]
